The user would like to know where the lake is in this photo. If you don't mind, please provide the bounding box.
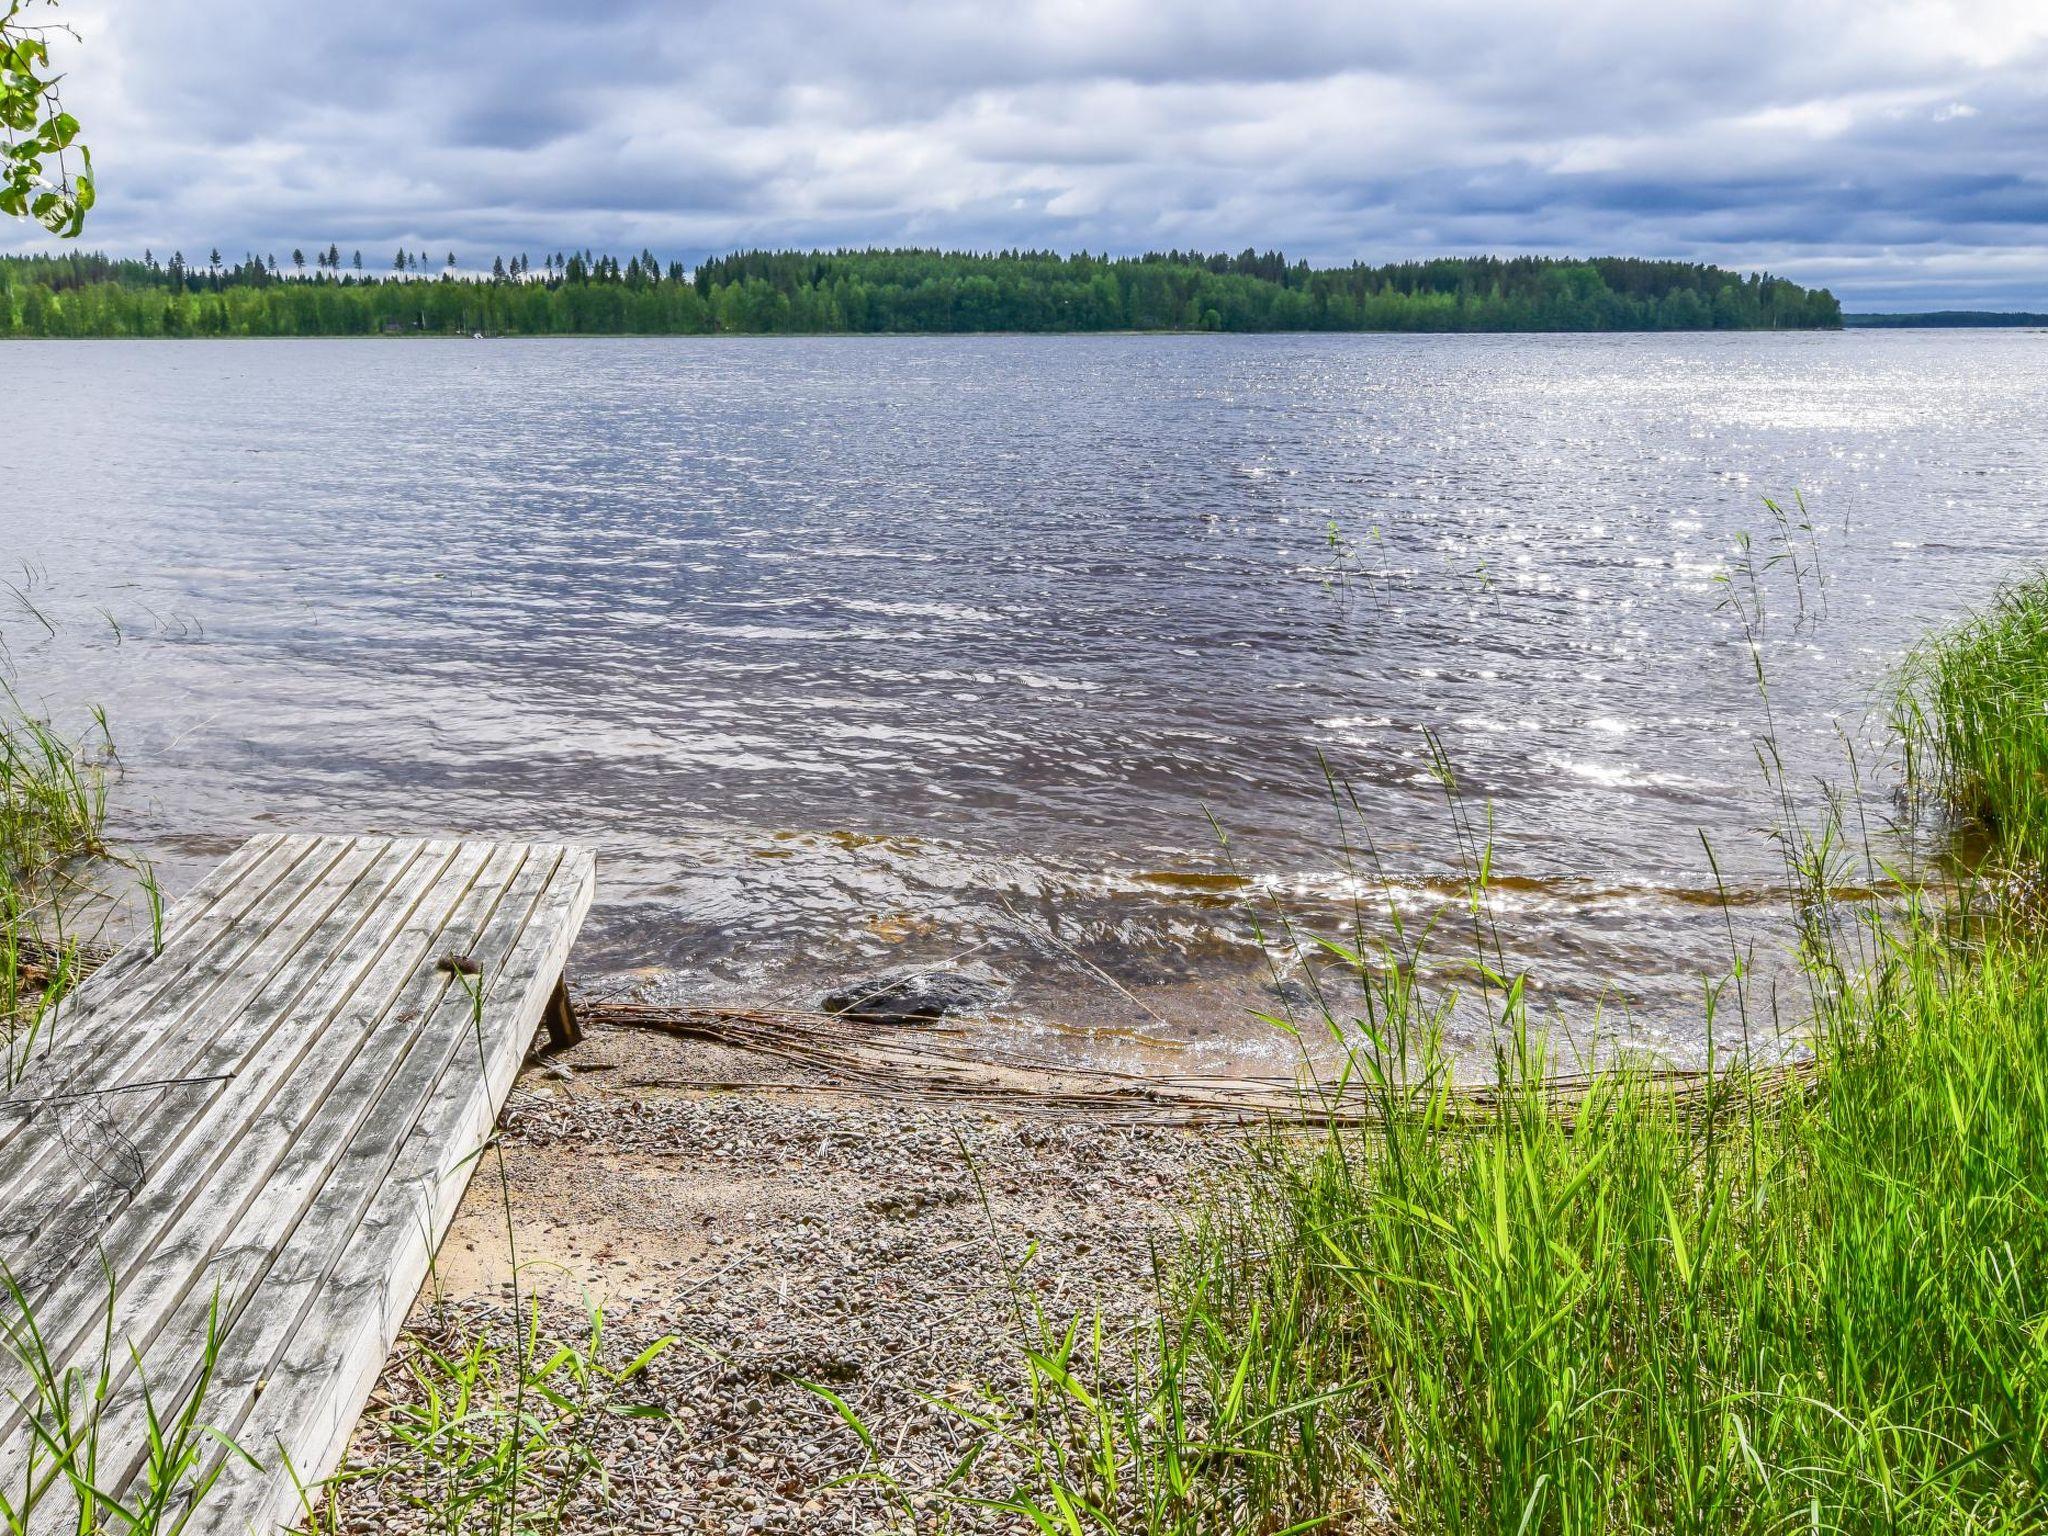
[3,330,2044,1074]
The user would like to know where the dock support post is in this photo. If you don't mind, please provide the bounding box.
[541,973,583,1052]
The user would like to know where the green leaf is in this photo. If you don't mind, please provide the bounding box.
[618,1334,678,1380]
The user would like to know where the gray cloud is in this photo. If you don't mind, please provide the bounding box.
[11,0,2047,308]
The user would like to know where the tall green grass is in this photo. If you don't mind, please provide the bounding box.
[1,700,111,1085]
[904,925,2047,1534]
[862,583,2048,1532]
[1904,570,2048,870]
[0,699,109,899]
[0,1269,247,1536]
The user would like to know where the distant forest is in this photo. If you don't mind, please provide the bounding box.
[1844,311,2048,328]
[0,247,1842,337]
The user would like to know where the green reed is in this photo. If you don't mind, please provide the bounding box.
[0,698,109,899]
[1902,569,2048,872]
[0,1265,246,1536]
[2,699,111,1086]
[1092,912,2048,1535]
[845,578,2048,1533]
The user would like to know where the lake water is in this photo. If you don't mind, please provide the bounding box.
[3,331,2044,1074]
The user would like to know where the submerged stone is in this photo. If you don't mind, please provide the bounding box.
[821,963,1010,1024]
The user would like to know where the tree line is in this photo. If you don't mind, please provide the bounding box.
[0,246,1842,337]
[1844,310,2047,328]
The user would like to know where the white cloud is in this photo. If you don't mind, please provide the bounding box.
[9,0,2047,308]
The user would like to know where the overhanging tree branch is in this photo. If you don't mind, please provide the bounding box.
[1,0,92,236]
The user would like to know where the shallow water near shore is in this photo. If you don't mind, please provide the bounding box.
[4,330,2045,1074]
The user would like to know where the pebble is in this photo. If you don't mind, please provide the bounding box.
[322,1053,1225,1534]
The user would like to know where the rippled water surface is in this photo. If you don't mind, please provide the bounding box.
[5,332,2045,1071]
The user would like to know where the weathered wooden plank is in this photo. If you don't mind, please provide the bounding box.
[2,831,286,1067]
[0,836,449,1254]
[0,838,492,1474]
[0,832,351,1181]
[0,833,322,1167]
[0,835,418,1262]
[203,846,594,1530]
[0,836,479,1371]
[0,834,595,1536]
[86,847,579,1505]
[8,841,542,1530]
[17,832,316,1066]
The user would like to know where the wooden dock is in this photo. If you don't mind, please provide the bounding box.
[0,832,594,1533]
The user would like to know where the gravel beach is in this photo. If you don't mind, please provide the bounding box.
[319,1019,1233,1534]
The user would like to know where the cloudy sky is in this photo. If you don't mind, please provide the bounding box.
[15,0,2048,309]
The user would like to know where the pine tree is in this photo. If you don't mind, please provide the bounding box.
[292,248,305,272]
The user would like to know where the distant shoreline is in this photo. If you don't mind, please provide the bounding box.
[0,327,1874,342]
[1844,311,2048,328]
[0,248,1842,338]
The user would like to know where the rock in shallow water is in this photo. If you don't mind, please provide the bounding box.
[820,963,1010,1024]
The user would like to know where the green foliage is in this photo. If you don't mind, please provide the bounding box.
[1845,312,2048,328]
[313,1297,674,1536]
[0,1268,249,1535]
[0,694,108,893]
[0,248,1842,338]
[1,693,108,1082]
[0,1,91,237]
[1207,923,2047,1535]
[866,911,2048,1533]
[1903,571,2048,871]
